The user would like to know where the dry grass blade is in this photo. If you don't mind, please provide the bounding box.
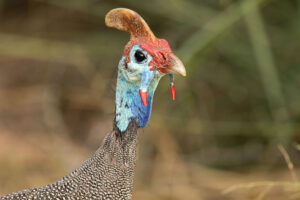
[256,185,272,200]
[223,181,273,195]
[278,144,298,182]
[223,181,300,195]
[223,145,299,199]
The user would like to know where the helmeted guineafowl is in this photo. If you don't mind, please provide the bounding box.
[1,8,186,200]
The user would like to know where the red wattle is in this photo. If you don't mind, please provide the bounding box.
[139,89,147,106]
[171,85,175,100]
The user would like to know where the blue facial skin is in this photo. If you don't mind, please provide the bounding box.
[115,45,164,132]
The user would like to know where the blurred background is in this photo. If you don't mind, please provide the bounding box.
[0,0,299,199]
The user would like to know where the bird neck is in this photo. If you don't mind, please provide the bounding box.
[115,57,160,133]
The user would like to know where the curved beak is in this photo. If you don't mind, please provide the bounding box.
[164,53,186,76]
[139,53,186,106]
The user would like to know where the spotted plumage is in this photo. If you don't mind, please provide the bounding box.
[1,8,186,200]
[1,122,138,200]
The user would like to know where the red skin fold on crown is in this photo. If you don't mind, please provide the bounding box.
[123,38,173,73]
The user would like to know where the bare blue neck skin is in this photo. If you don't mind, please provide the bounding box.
[115,56,162,132]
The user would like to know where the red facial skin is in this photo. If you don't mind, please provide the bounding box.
[170,85,175,100]
[123,38,173,73]
[139,89,148,106]
[123,38,176,102]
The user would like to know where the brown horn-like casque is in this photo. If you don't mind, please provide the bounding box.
[105,8,156,40]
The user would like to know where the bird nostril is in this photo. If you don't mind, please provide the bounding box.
[160,52,166,61]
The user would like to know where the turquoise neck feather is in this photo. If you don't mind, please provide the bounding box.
[115,57,161,132]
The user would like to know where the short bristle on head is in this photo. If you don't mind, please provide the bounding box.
[105,8,156,41]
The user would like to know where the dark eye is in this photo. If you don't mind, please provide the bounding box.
[134,50,146,63]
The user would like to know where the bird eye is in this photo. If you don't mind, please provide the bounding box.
[134,50,146,63]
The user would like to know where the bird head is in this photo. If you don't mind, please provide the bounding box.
[105,8,186,106]
[105,8,186,131]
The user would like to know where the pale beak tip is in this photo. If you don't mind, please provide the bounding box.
[172,67,187,77]
[166,53,186,77]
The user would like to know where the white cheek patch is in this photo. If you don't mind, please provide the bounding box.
[119,55,164,84]
[125,62,142,82]
[120,45,165,85]
[121,45,154,83]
